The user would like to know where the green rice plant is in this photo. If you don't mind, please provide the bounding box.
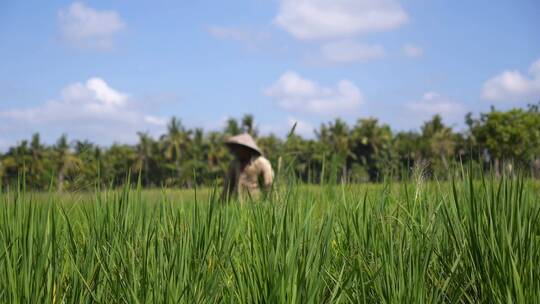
[0,169,539,303]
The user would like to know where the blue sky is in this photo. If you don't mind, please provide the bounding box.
[1,0,539,149]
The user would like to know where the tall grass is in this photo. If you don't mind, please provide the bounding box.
[0,170,539,303]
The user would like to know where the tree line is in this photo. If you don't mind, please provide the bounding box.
[1,104,540,190]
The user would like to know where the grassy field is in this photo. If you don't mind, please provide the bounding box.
[1,172,539,303]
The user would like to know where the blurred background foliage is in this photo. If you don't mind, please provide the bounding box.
[1,103,540,190]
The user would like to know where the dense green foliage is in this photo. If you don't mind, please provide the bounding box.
[1,170,539,302]
[1,104,540,190]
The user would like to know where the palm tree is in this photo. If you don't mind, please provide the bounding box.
[161,117,191,185]
[182,128,206,186]
[431,128,455,171]
[316,119,352,182]
[55,135,81,191]
[74,140,95,155]
[394,131,422,172]
[9,140,32,182]
[206,131,228,179]
[224,118,241,136]
[73,140,101,187]
[350,118,395,181]
[421,115,456,175]
[241,114,258,138]
[133,132,155,185]
[102,144,136,186]
[29,133,45,187]
[0,148,20,185]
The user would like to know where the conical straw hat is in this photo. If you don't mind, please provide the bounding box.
[225,133,262,155]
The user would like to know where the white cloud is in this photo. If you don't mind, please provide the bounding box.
[318,40,385,64]
[402,43,423,58]
[265,71,364,115]
[58,2,125,50]
[274,0,408,40]
[406,92,465,121]
[482,58,540,102]
[143,115,167,126]
[529,58,540,76]
[0,78,166,146]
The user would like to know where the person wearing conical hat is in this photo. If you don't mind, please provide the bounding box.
[221,133,274,202]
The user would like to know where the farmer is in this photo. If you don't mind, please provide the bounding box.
[221,133,274,202]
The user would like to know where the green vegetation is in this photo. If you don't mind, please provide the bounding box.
[1,103,539,302]
[2,104,540,190]
[1,169,539,302]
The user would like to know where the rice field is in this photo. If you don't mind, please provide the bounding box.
[1,172,539,303]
